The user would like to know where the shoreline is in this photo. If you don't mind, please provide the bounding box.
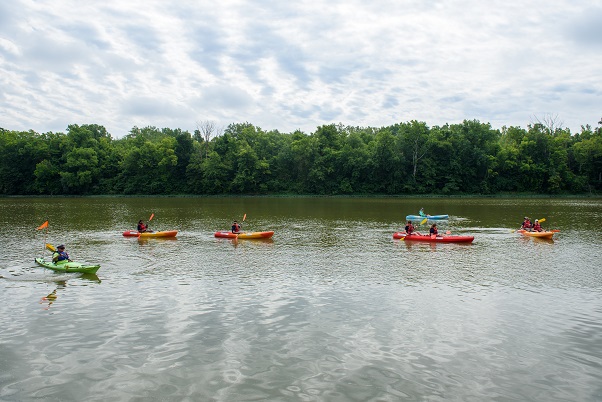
[1,193,601,199]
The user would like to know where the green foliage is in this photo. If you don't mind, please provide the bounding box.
[1,119,600,196]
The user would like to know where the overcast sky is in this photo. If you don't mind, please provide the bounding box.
[1,1,601,138]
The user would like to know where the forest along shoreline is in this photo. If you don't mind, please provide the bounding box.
[1,120,601,196]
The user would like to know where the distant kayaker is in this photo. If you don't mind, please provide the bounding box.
[231,220,242,234]
[532,219,543,232]
[419,208,432,217]
[405,221,416,235]
[521,217,532,231]
[429,223,439,237]
[52,245,71,263]
[137,220,149,233]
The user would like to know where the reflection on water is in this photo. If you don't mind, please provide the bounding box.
[1,197,601,401]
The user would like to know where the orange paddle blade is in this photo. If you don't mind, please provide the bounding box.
[149,213,155,221]
[243,214,247,222]
[37,220,49,230]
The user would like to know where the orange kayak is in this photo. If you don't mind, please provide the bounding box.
[123,230,178,238]
[214,231,274,239]
[518,230,559,239]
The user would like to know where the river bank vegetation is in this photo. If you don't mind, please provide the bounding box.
[1,120,601,196]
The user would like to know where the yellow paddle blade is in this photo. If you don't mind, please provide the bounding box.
[45,243,56,252]
[420,218,427,225]
[538,218,545,223]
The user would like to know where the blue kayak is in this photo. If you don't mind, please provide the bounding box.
[406,214,449,221]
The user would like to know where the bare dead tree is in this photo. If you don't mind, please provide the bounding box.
[530,113,564,134]
[196,120,221,160]
[412,136,428,181]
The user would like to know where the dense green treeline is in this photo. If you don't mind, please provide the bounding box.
[1,120,601,196]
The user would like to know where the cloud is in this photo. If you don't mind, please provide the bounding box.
[1,0,601,137]
[198,85,254,110]
[565,7,602,48]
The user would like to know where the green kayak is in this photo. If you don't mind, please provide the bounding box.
[35,258,101,274]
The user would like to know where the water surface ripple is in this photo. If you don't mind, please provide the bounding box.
[1,197,601,401]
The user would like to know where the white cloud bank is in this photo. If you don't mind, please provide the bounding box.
[0,0,600,137]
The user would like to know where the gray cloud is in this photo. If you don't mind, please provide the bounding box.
[200,85,254,110]
[121,96,190,118]
[1,0,601,137]
[565,8,602,48]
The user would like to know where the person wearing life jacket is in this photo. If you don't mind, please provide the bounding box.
[137,220,148,233]
[521,217,532,231]
[532,219,543,232]
[52,245,71,263]
[429,223,438,238]
[231,220,242,234]
[405,221,415,235]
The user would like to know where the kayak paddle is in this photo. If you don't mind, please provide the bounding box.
[46,243,56,252]
[420,217,428,225]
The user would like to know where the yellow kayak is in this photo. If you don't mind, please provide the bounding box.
[518,230,559,239]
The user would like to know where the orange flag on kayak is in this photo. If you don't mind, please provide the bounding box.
[37,220,49,230]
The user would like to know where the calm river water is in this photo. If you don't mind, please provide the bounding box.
[1,197,601,401]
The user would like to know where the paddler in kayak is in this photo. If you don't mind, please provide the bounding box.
[231,220,242,234]
[405,221,420,235]
[52,245,72,263]
[520,217,532,231]
[429,223,439,238]
[137,220,153,233]
[532,219,543,232]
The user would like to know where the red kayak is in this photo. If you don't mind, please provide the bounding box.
[214,231,274,239]
[393,232,474,243]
